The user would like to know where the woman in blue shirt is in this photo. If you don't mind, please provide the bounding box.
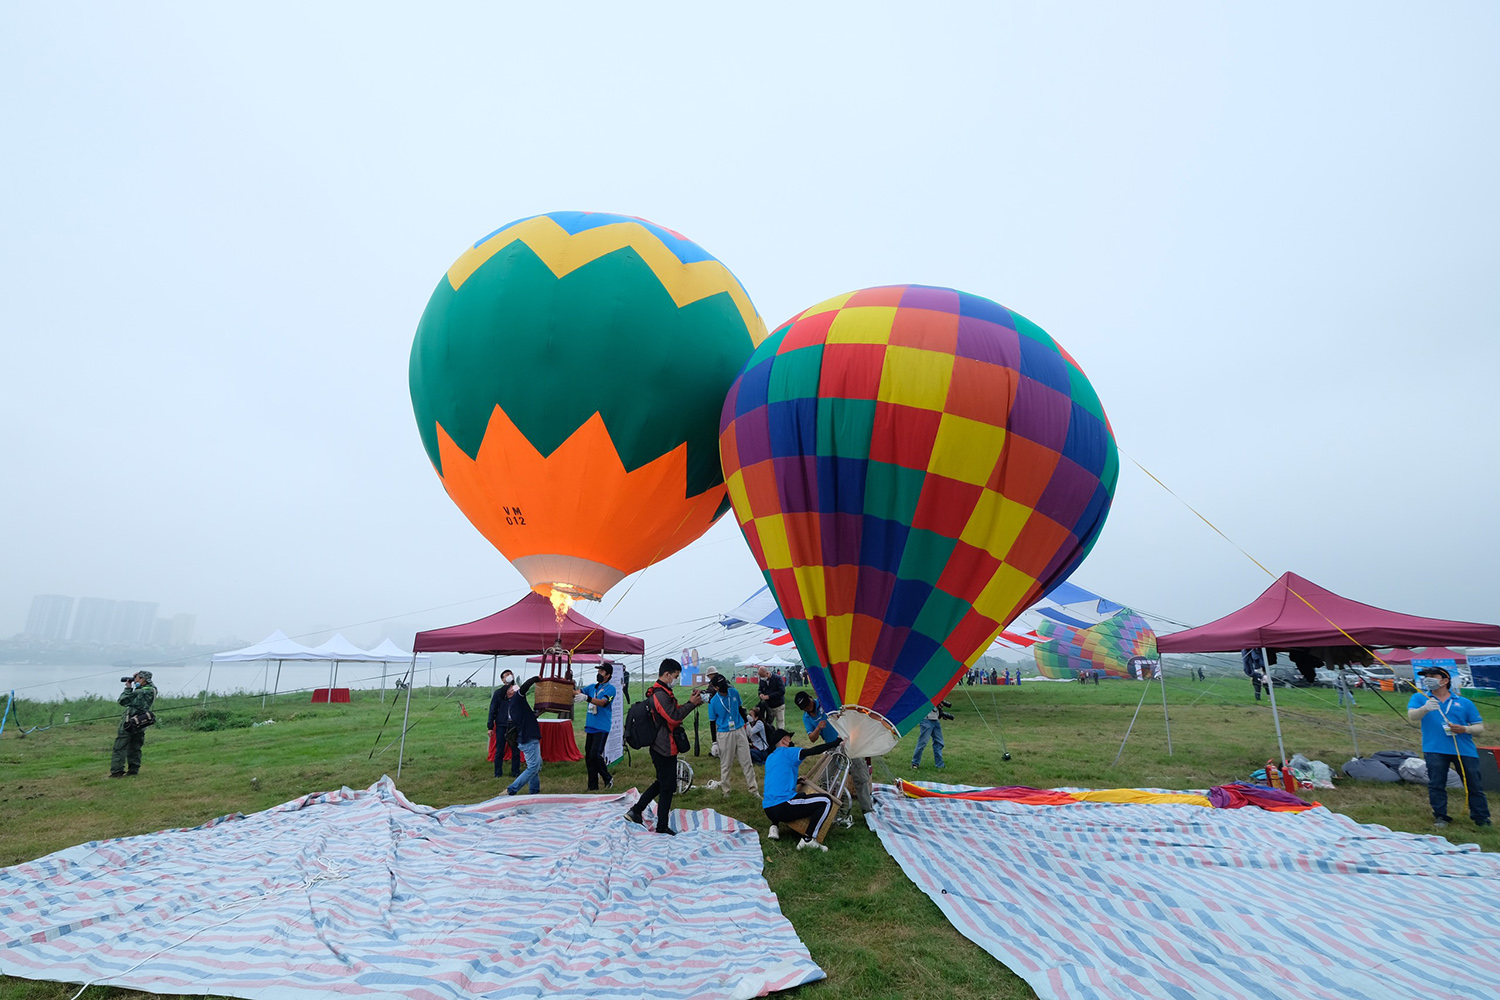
[761,728,844,852]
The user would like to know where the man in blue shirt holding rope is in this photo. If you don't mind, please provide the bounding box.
[1407,665,1490,829]
[707,673,757,799]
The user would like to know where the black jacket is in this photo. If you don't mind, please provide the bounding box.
[488,686,510,731]
[507,677,540,744]
[758,673,785,709]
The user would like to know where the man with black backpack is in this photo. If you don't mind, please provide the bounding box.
[109,670,157,778]
[623,659,703,835]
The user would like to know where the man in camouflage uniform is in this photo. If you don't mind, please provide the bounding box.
[110,670,157,778]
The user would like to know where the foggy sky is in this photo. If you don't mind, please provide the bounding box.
[3,3,1497,664]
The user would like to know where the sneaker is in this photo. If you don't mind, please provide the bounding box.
[656,827,677,836]
[934,764,945,770]
[107,773,125,779]
[797,837,827,852]
[1434,819,1450,829]
[604,776,614,790]
[911,763,919,770]
[1476,820,1492,827]
[623,810,644,827]
[766,825,780,840]
[705,779,720,790]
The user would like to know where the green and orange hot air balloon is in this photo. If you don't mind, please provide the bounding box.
[411,212,767,608]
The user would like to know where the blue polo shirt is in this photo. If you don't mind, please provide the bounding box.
[803,709,838,744]
[763,746,803,808]
[580,681,616,734]
[709,689,744,731]
[1408,692,1483,756]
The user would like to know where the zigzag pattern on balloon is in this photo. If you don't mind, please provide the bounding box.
[444,212,762,336]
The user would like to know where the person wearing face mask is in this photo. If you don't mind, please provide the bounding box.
[707,674,757,799]
[579,663,618,791]
[1407,666,1490,829]
[488,670,521,779]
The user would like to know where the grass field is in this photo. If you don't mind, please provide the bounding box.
[3,676,1497,1000]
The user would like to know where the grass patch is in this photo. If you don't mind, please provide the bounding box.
[1,678,1495,1000]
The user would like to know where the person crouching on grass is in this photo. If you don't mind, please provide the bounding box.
[761,728,844,852]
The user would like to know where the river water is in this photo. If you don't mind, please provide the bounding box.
[0,656,509,704]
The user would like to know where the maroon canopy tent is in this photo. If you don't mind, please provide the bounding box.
[1376,647,1468,665]
[1157,573,1500,654]
[394,593,645,778]
[414,592,645,656]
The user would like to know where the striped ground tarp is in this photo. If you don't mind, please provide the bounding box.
[0,777,823,999]
[870,781,1500,1000]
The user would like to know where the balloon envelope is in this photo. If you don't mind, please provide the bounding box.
[718,285,1117,752]
[1033,611,1158,679]
[411,212,766,601]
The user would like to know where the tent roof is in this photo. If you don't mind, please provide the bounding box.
[212,630,324,662]
[310,633,384,662]
[369,638,431,663]
[1157,573,1500,653]
[413,592,645,656]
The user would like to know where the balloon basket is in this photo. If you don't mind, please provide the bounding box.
[534,646,576,719]
[829,706,898,758]
[785,750,851,844]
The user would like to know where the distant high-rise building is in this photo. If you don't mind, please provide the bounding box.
[169,613,196,646]
[25,594,74,641]
[151,618,173,645]
[72,597,118,642]
[111,601,159,643]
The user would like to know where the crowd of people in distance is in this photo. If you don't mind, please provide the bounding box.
[487,658,894,851]
[963,666,1022,685]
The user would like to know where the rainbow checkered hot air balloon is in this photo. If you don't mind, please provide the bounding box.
[718,285,1118,755]
[411,212,767,605]
[1033,611,1158,679]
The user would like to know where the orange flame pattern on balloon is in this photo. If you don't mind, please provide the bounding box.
[434,406,724,601]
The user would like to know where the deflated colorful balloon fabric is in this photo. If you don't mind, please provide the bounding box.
[894,779,1305,811]
[719,286,1118,738]
[1032,610,1157,679]
[411,211,767,601]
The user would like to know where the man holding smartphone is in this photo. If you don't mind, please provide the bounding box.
[1408,666,1490,829]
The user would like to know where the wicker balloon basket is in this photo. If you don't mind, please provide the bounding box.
[533,646,577,718]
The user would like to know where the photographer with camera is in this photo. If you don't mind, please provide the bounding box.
[707,673,757,799]
[109,670,157,779]
[623,659,703,836]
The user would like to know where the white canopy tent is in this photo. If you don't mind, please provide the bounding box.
[210,632,430,705]
[211,631,323,707]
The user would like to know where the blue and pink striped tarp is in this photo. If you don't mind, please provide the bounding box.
[871,781,1500,1000]
[0,777,823,999]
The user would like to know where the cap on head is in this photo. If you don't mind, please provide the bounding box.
[793,691,812,710]
[659,658,682,677]
[136,670,153,682]
[1419,666,1452,681]
[598,663,614,678]
[768,728,793,746]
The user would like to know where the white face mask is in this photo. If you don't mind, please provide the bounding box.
[1420,675,1443,691]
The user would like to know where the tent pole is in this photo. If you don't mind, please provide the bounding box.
[1159,661,1172,755]
[262,659,269,710]
[397,654,416,780]
[203,661,214,708]
[382,660,386,695]
[1112,670,1155,766]
[273,660,282,703]
[1262,646,1288,765]
[492,655,497,688]
[1341,667,1360,757]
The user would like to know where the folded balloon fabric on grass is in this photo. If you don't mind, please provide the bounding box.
[0,778,822,1000]
[893,779,1318,812]
[872,781,1500,1000]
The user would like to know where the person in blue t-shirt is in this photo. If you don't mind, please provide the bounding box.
[1407,666,1490,828]
[578,663,617,791]
[794,690,839,744]
[707,674,758,798]
[761,728,844,852]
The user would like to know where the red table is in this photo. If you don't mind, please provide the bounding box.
[489,719,582,763]
[311,688,350,703]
